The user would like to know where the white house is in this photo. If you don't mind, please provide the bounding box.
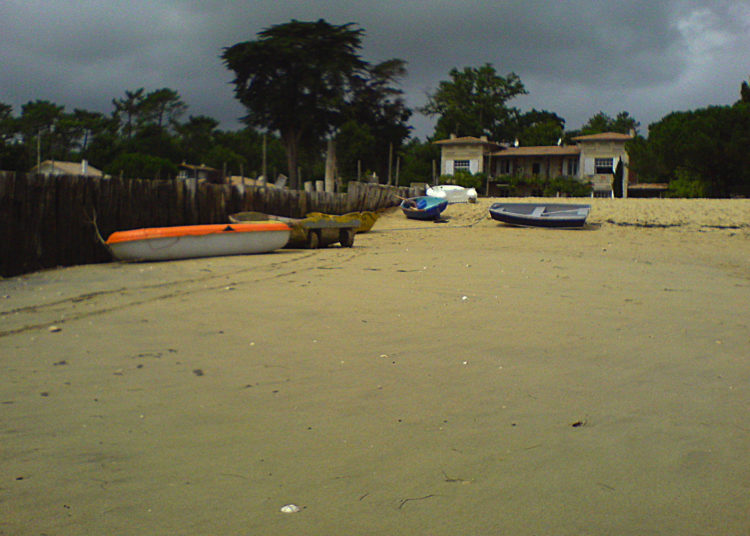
[30,159,103,178]
[433,135,503,176]
[434,131,634,196]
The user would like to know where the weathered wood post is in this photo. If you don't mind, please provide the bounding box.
[262,133,267,184]
[387,143,393,186]
[324,138,336,192]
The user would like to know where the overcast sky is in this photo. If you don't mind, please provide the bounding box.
[2,0,748,139]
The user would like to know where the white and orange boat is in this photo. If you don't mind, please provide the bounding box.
[105,222,291,261]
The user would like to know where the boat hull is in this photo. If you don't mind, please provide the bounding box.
[400,196,448,220]
[106,222,291,261]
[489,203,590,228]
[426,185,478,203]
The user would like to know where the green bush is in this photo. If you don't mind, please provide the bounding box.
[498,174,591,197]
[105,152,178,180]
[667,168,709,198]
[439,170,483,190]
[543,176,592,197]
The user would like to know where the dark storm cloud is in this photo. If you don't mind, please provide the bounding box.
[374,1,685,87]
[1,0,748,138]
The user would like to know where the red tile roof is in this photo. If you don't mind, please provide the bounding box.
[433,136,502,147]
[571,132,634,142]
[492,146,580,157]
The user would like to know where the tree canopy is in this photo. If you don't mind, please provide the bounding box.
[0,89,291,181]
[336,58,412,183]
[420,63,527,141]
[222,19,370,188]
[628,104,750,197]
[740,75,750,104]
[575,111,639,136]
[516,109,565,146]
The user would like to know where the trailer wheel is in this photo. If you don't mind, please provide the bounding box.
[339,229,355,247]
[306,230,320,249]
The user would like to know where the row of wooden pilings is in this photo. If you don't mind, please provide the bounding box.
[0,172,423,277]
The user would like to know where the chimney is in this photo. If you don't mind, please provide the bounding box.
[81,159,88,175]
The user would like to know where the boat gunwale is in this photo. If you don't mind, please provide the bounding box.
[106,222,290,245]
[489,202,590,228]
[399,196,448,219]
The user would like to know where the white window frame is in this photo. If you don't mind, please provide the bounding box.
[453,160,471,173]
[594,158,614,174]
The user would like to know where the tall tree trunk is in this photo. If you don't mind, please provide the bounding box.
[286,144,297,189]
[282,129,301,189]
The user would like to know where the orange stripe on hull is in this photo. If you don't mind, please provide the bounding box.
[106,222,291,245]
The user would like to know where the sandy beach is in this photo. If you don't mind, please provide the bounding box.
[2,197,749,535]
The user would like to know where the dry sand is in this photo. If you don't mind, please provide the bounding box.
[1,198,749,535]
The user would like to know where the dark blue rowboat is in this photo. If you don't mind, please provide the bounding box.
[489,203,591,228]
[400,196,448,220]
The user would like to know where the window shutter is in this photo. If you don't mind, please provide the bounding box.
[584,158,595,175]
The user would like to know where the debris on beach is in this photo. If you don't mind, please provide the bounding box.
[280,504,301,514]
[48,325,61,333]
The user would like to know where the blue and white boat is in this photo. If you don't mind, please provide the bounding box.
[400,196,449,220]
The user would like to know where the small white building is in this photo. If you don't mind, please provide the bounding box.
[433,135,503,176]
[177,162,221,183]
[571,132,633,195]
[30,160,103,178]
